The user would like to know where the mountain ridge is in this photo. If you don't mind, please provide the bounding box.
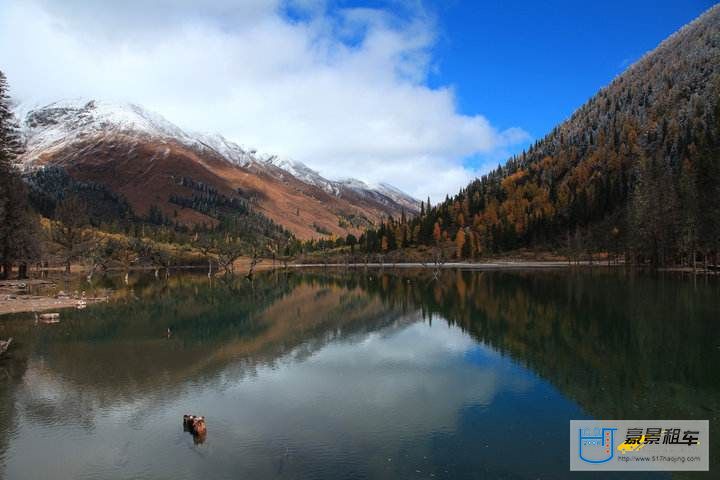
[17,98,420,240]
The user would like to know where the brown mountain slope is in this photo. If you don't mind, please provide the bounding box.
[32,134,398,239]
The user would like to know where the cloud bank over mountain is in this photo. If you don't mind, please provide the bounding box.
[0,0,528,201]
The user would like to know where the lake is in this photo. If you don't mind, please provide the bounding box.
[0,268,717,479]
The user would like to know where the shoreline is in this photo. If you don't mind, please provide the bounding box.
[2,260,714,316]
[288,260,620,269]
[0,295,108,316]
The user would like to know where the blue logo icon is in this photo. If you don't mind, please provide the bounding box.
[578,427,617,464]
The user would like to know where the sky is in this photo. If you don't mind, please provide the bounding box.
[0,0,715,201]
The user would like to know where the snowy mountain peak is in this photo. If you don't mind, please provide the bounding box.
[19,98,194,161]
[23,98,187,138]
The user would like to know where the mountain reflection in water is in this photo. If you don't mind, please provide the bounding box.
[0,269,717,479]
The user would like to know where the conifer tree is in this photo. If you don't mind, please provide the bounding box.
[0,70,40,278]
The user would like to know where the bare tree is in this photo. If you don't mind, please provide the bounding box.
[107,237,144,284]
[83,236,112,282]
[216,237,244,276]
[147,244,172,278]
[267,237,293,269]
[421,246,446,280]
[193,237,216,278]
[246,249,260,280]
[52,195,95,275]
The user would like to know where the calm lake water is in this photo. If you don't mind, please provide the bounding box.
[0,269,717,479]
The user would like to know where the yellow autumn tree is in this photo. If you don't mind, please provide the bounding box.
[455,228,466,259]
[432,222,442,244]
[381,235,388,252]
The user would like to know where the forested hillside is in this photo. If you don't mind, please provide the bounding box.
[361,5,720,266]
[0,70,298,278]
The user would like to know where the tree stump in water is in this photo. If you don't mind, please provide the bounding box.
[183,415,207,443]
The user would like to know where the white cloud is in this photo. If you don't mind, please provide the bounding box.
[0,0,528,201]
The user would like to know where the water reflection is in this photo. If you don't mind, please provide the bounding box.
[0,269,717,479]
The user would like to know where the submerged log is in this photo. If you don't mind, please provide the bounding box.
[37,312,61,324]
[0,337,12,356]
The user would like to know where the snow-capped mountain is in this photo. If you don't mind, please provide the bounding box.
[16,99,419,239]
[19,99,419,213]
